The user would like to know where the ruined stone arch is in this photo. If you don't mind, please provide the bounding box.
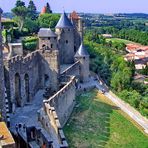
[24,74,30,102]
[15,73,21,107]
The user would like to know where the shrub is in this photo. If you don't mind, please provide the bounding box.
[22,36,38,51]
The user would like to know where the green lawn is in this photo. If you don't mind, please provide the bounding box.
[106,38,139,45]
[64,90,148,148]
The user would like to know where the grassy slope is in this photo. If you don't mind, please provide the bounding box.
[64,90,148,148]
[106,38,140,45]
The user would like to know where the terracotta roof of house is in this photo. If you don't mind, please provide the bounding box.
[139,46,148,51]
[56,12,73,28]
[126,44,148,52]
[70,11,79,19]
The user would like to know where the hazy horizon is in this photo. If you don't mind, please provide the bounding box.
[0,0,148,14]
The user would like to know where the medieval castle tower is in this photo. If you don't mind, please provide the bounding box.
[0,10,90,148]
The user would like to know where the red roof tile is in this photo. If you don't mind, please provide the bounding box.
[70,11,79,19]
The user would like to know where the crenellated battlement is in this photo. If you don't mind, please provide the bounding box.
[44,76,75,105]
[43,75,76,127]
[39,104,68,147]
[7,50,40,65]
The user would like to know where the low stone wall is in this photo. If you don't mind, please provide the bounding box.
[40,104,68,148]
[44,76,76,126]
[61,61,80,77]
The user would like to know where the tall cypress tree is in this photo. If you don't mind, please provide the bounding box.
[46,2,52,13]
[27,0,38,20]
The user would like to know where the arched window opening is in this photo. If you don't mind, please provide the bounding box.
[44,74,49,87]
[42,44,46,49]
[51,44,53,48]
[15,73,21,107]
[66,40,68,44]
[24,74,30,102]
[74,46,77,52]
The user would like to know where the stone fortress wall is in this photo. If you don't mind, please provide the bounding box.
[61,61,80,77]
[0,10,90,148]
[43,76,76,127]
[4,49,59,112]
[38,76,76,147]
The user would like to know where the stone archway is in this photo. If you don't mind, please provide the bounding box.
[24,74,30,102]
[15,73,21,107]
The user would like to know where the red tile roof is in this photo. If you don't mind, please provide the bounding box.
[70,11,79,19]
[41,6,47,15]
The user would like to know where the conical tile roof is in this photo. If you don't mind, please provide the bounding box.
[75,43,89,57]
[56,12,73,28]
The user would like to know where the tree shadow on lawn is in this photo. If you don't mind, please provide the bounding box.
[64,91,120,148]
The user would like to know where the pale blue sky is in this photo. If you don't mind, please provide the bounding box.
[0,0,148,13]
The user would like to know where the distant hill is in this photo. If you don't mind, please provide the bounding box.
[2,12,14,19]
[115,13,148,19]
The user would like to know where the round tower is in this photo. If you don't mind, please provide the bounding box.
[0,8,6,121]
[38,28,58,50]
[75,43,90,83]
[55,12,75,64]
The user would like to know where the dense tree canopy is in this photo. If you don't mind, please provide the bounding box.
[84,30,148,117]
[27,0,38,20]
[38,13,60,28]
[12,0,28,31]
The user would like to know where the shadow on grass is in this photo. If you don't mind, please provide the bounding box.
[64,90,117,148]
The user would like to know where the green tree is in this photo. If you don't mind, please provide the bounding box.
[12,0,28,31]
[46,2,52,13]
[15,0,25,7]
[38,13,60,28]
[119,90,141,108]
[27,0,38,20]
[141,64,148,75]
[24,18,39,34]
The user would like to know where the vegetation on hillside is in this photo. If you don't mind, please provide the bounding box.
[84,13,148,45]
[84,31,148,117]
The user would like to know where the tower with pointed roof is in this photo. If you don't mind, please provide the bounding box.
[56,12,75,64]
[0,8,6,121]
[75,43,90,82]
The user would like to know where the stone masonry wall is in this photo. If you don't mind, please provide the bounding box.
[4,49,60,112]
[5,50,42,111]
[61,61,80,78]
[0,11,6,121]
[44,76,76,127]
